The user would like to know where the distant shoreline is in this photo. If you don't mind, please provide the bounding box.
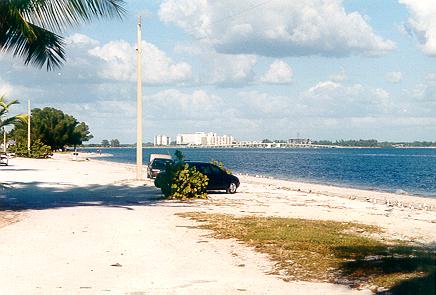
[80,145,436,149]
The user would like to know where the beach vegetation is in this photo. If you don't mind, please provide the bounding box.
[10,107,93,151]
[0,0,125,70]
[12,139,52,158]
[179,212,435,294]
[155,150,208,199]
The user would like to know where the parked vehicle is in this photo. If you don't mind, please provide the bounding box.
[155,161,240,194]
[0,152,8,166]
[147,154,173,178]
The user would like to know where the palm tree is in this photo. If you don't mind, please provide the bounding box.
[1,95,27,153]
[0,95,27,130]
[0,0,125,70]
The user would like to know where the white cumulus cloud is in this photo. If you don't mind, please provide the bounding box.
[66,33,99,46]
[160,0,395,57]
[260,60,293,84]
[400,0,436,56]
[89,40,192,84]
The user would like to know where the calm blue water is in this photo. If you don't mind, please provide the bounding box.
[84,147,436,197]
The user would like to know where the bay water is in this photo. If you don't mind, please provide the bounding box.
[85,147,436,197]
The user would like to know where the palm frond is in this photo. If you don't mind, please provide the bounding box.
[0,0,126,70]
[1,8,65,70]
[15,114,29,123]
[21,0,126,33]
[0,115,25,129]
[0,97,19,110]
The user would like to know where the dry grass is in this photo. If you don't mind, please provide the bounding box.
[0,211,21,229]
[178,212,435,294]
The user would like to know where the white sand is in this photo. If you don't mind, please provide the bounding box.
[0,154,434,294]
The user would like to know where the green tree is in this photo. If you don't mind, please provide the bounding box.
[71,122,93,147]
[0,0,125,70]
[11,107,92,150]
[101,139,110,147]
[110,138,120,147]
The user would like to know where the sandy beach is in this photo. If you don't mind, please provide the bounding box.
[0,154,435,294]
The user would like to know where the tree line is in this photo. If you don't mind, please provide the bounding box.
[101,139,120,147]
[312,139,436,147]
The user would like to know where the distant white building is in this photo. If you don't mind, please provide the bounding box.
[176,132,235,146]
[154,135,171,146]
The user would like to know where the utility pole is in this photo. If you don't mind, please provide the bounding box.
[27,99,31,152]
[2,128,6,153]
[136,16,143,180]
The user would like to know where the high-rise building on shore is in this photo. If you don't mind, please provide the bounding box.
[176,132,235,146]
[154,135,171,146]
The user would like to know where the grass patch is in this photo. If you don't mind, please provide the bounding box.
[178,212,435,294]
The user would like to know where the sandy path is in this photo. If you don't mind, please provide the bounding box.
[0,155,370,294]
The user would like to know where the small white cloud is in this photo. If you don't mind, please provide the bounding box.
[400,0,436,56]
[329,68,347,82]
[66,33,99,46]
[385,71,403,83]
[89,40,192,84]
[260,60,293,84]
[373,88,390,99]
[306,81,342,98]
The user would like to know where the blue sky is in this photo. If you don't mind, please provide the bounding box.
[1,0,436,143]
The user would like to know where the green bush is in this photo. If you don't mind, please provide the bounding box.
[155,150,208,199]
[11,139,52,159]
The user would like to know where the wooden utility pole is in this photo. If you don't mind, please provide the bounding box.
[136,16,143,180]
[27,99,31,152]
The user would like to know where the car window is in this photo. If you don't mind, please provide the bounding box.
[209,164,222,175]
[200,164,212,175]
[152,159,172,169]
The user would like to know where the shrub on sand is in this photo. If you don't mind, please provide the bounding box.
[12,139,52,159]
[155,150,208,199]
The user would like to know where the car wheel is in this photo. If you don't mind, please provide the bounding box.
[226,182,237,194]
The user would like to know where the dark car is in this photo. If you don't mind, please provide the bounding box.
[147,158,174,179]
[187,162,240,193]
